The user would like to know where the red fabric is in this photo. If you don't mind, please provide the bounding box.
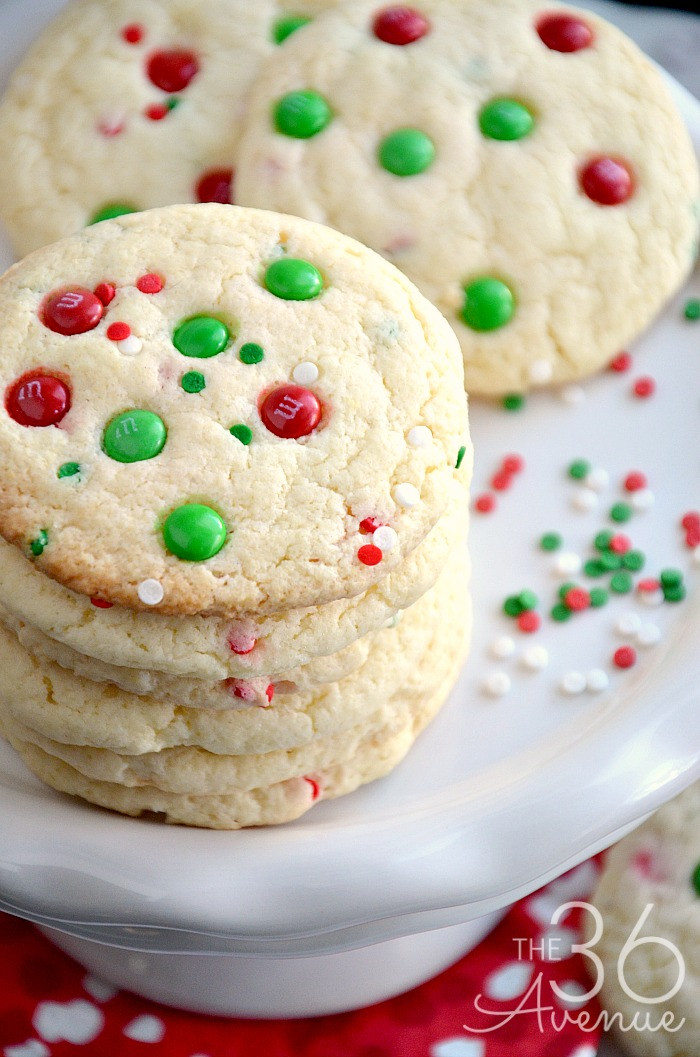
[0,861,603,1057]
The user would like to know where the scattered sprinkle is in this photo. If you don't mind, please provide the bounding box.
[181,371,206,393]
[631,488,654,512]
[455,444,467,469]
[528,359,553,384]
[632,376,655,399]
[137,579,164,606]
[560,384,585,406]
[684,297,700,321]
[107,321,131,341]
[393,483,420,507]
[572,487,598,512]
[118,335,143,356]
[624,471,647,492]
[589,587,608,607]
[373,525,398,552]
[610,502,632,523]
[136,273,163,294]
[613,645,636,669]
[29,530,49,557]
[407,425,432,448]
[560,670,586,695]
[552,551,582,577]
[615,612,642,636]
[540,532,562,551]
[502,393,525,411]
[229,424,253,445]
[292,361,319,385]
[475,493,496,513]
[521,644,549,670]
[609,351,632,372]
[358,544,382,566]
[610,571,633,594]
[517,610,541,633]
[490,635,516,659]
[94,282,116,306]
[563,587,589,611]
[586,668,609,692]
[359,517,382,534]
[637,623,661,647]
[90,597,113,609]
[239,342,264,364]
[585,467,609,492]
[483,671,511,696]
[57,462,80,479]
[568,459,590,480]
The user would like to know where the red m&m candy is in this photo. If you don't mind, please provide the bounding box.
[536,12,593,52]
[41,287,104,335]
[260,384,321,439]
[196,168,234,204]
[580,156,634,205]
[146,49,199,93]
[373,6,430,45]
[5,371,71,427]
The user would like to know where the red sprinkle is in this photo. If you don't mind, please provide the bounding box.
[502,454,524,473]
[681,511,700,530]
[613,645,637,669]
[536,12,594,52]
[685,527,700,548]
[229,682,255,702]
[5,372,71,428]
[491,470,512,491]
[609,534,631,555]
[136,273,164,294]
[97,116,124,138]
[90,597,114,609]
[122,23,144,44]
[304,776,321,800]
[517,610,541,633]
[564,587,590,611]
[196,168,234,205]
[41,287,104,336]
[93,282,116,306]
[358,544,383,566]
[259,384,321,439]
[624,471,647,492]
[372,6,430,45]
[637,578,660,594]
[106,322,131,341]
[145,103,168,121]
[580,157,634,206]
[265,683,275,704]
[609,351,632,373]
[359,517,382,534]
[227,631,256,655]
[147,49,199,93]
[633,376,655,399]
[475,493,496,513]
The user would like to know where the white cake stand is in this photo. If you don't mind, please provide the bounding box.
[1,0,699,1020]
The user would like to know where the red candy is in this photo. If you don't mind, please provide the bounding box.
[536,12,593,52]
[145,103,168,121]
[372,6,430,45]
[265,683,275,704]
[633,376,655,398]
[475,493,496,513]
[613,645,637,669]
[580,157,634,206]
[260,384,321,439]
[359,517,382,534]
[93,282,116,306]
[227,630,256,655]
[5,371,71,428]
[136,273,164,294]
[196,168,234,205]
[122,23,144,44]
[147,49,199,93]
[609,351,632,373]
[564,587,590,611]
[517,610,541,633]
[624,471,647,492]
[106,322,131,341]
[358,544,383,566]
[41,287,104,336]
[90,597,114,609]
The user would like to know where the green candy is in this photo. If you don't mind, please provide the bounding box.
[239,342,265,364]
[378,128,435,176]
[455,445,467,469]
[181,371,206,394]
[57,462,80,479]
[265,258,323,301]
[173,316,230,359]
[163,504,227,562]
[461,277,515,332]
[230,424,253,445]
[479,98,534,142]
[273,15,312,43]
[89,203,138,225]
[103,410,167,464]
[30,529,48,557]
[274,90,331,138]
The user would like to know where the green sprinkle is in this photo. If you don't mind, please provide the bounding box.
[551,602,571,622]
[273,14,312,43]
[558,581,577,601]
[691,860,700,896]
[594,530,614,552]
[89,202,138,225]
[503,595,524,617]
[502,393,525,411]
[660,568,683,588]
[166,97,180,111]
[610,502,632,523]
[239,342,265,365]
[584,559,606,578]
[274,90,332,139]
[30,529,48,557]
[622,550,645,571]
[684,297,700,321]
[589,587,608,607]
[455,445,467,469]
[664,583,686,603]
[57,462,80,479]
[610,571,633,594]
[229,424,253,445]
[181,371,206,394]
[539,532,562,552]
[517,589,538,611]
[568,459,590,480]
[600,551,622,572]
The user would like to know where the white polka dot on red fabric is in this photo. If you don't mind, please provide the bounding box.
[122,1014,165,1042]
[33,1000,104,1044]
[430,1039,486,1057]
[484,960,534,1001]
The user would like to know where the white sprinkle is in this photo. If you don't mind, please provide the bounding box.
[586,668,609,692]
[639,586,664,607]
[693,545,700,567]
[560,670,586,695]
[490,635,516,659]
[137,579,164,606]
[584,467,609,492]
[615,611,642,636]
[118,335,143,356]
[384,610,403,629]
[528,358,553,384]
[393,483,420,508]
[571,487,598,512]
[521,645,549,671]
[482,671,511,697]
[373,525,398,552]
[631,488,655,511]
[407,425,432,448]
[637,622,661,647]
[292,361,319,385]
[552,551,582,577]
[560,384,586,406]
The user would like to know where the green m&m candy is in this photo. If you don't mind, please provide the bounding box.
[479,99,534,141]
[273,15,312,43]
[163,503,228,561]
[379,128,435,176]
[461,277,515,331]
[103,410,167,463]
[274,90,332,138]
[89,203,138,225]
[265,258,323,300]
[173,315,230,358]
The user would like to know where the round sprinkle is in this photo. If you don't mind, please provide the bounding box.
[137,579,164,606]
[358,544,382,566]
[292,361,319,385]
[660,568,683,588]
[181,371,206,394]
[265,258,324,301]
[558,581,578,601]
[624,471,647,492]
[594,529,613,551]
[373,6,430,45]
[637,623,661,648]
[490,635,516,659]
[553,551,582,576]
[163,504,227,562]
[521,645,549,671]
[379,128,435,176]
[492,470,511,491]
[589,587,608,607]
[503,595,523,617]
[118,335,143,356]
[633,376,655,398]
[475,493,496,513]
[103,409,167,463]
[239,342,264,365]
[622,550,644,571]
[664,583,686,603]
[600,551,622,571]
[560,385,586,406]
[568,459,590,480]
[585,467,609,492]
[517,610,541,633]
[502,454,524,473]
[455,445,468,469]
[479,98,534,141]
[94,282,116,306]
[691,862,700,896]
[91,597,114,609]
[482,671,511,697]
[609,533,631,554]
[57,461,80,479]
[30,530,49,557]
[630,488,654,512]
[89,203,137,225]
[638,580,664,606]
[42,287,103,335]
[517,589,538,611]
[373,525,398,552]
[536,12,593,52]
[564,587,589,612]
[107,321,131,341]
[609,350,632,372]
[610,571,633,594]
[122,23,144,44]
[613,645,636,669]
[136,273,163,294]
[572,488,598,513]
[616,612,642,636]
[684,297,700,321]
[196,168,234,205]
[585,558,606,577]
[393,483,420,508]
[528,358,553,384]
[407,425,432,448]
[560,671,586,695]
[681,511,700,530]
[461,277,515,331]
[360,517,382,534]
[227,630,257,655]
[147,49,199,92]
[274,90,332,138]
[173,316,229,359]
[5,372,71,428]
[229,424,253,446]
[586,669,609,693]
[610,502,632,523]
[551,602,571,622]
[145,104,168,121]
[273,14,312,44]
[540,532,562,552]
[260,384,321,439]
[580,157,634,206]
[502,393,525,411]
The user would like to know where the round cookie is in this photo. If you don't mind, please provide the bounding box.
[0,203,469,614]
[588,782,700,1057]
[0,0,338,257]
[235,0,700,395]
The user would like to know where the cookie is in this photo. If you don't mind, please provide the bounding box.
[0,203,469,614]
[235,0,699,394]
[588,782,700,1057]
[0,0,336,257]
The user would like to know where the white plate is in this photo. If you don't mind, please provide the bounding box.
[0,0,699,958]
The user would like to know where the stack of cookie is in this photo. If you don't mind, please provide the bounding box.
[0,203,471,828]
